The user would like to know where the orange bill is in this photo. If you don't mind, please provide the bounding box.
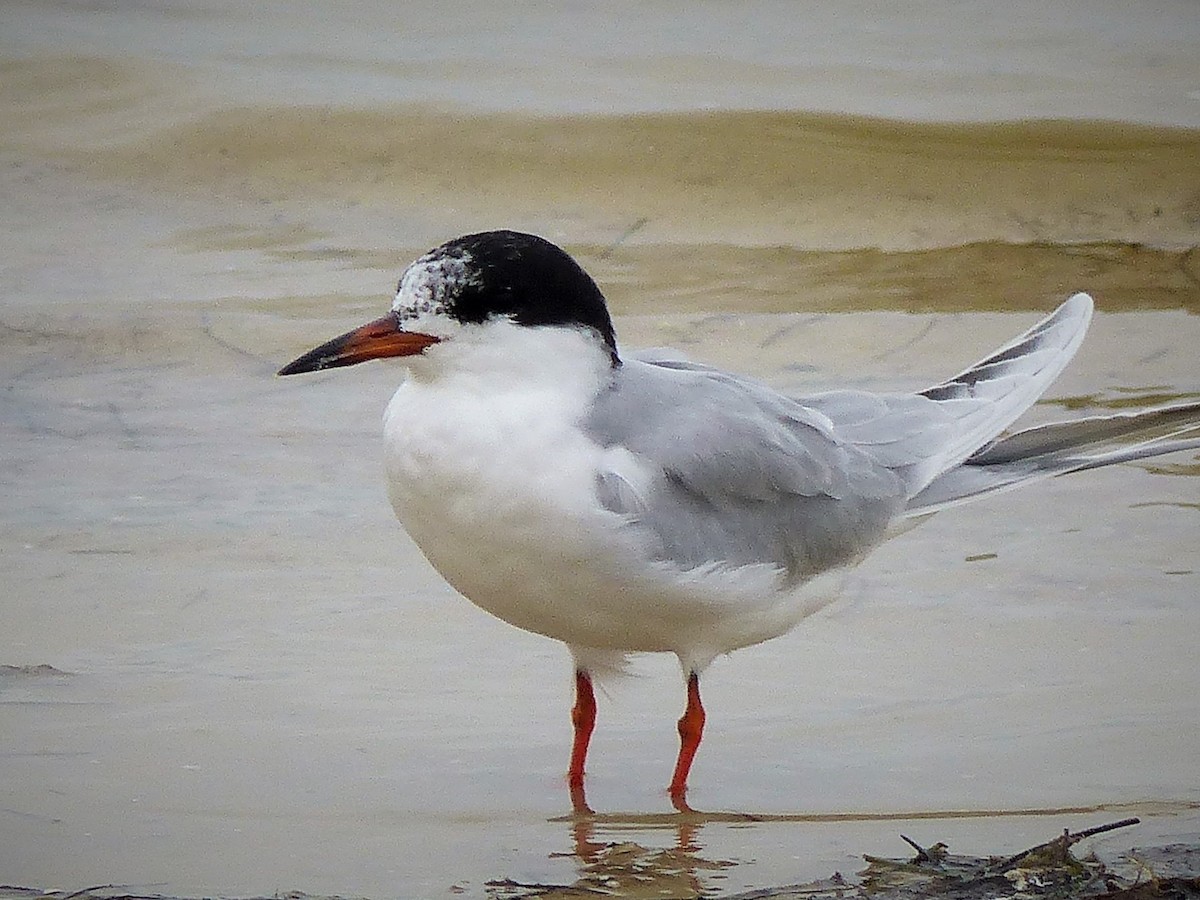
[278,315,439,375]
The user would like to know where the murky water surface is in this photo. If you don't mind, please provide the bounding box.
[2,3,1198,897]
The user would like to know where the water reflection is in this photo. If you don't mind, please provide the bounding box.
[487,812,731,898]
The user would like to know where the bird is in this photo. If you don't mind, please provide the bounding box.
[278,229,1200,813]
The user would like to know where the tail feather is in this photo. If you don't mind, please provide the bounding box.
[912,292,1094,483]
[906,401,1200,515]
[971,402,1200,465]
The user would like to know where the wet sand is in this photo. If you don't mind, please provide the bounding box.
[7,54,1199,253]
[3,4,1200,897]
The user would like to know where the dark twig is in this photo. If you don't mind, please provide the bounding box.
[900,834,949,864]
[992,817,1140,873]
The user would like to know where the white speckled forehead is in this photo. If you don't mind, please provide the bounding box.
[391,247,482,325]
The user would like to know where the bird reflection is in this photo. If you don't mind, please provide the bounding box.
[486,809,728,898]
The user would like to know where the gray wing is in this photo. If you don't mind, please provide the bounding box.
[584,294,1096,582]
[584,357,908,582]
[909,292,1094,480]
[806,293,1095,496]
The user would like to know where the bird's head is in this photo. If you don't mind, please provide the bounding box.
[278,231,620,376]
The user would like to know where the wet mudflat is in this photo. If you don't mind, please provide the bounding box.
[3,3,1199,897]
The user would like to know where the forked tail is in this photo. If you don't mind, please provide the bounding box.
[907,400,1200,515]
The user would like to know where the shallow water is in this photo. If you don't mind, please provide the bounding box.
[2,3,1199,897]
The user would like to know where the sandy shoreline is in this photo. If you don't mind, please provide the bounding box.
[5,55,1199,254]
[73,105,1200,251]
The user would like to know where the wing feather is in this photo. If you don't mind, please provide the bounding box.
[585,358,904,581]
[582,294,1098,583]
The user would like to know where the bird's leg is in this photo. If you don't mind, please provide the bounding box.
[568,669,596,814]
[668,670,705,812]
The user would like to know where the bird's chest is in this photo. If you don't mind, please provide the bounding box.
[381,378,620,612]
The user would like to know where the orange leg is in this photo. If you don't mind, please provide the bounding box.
[568,669,596,813]
[668,671,705,811]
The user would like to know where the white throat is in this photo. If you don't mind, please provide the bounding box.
[400,318,614,401]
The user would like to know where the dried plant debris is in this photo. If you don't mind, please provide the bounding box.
[859,819,1200,900]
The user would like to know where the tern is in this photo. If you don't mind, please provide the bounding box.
[279,230,1200,812]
